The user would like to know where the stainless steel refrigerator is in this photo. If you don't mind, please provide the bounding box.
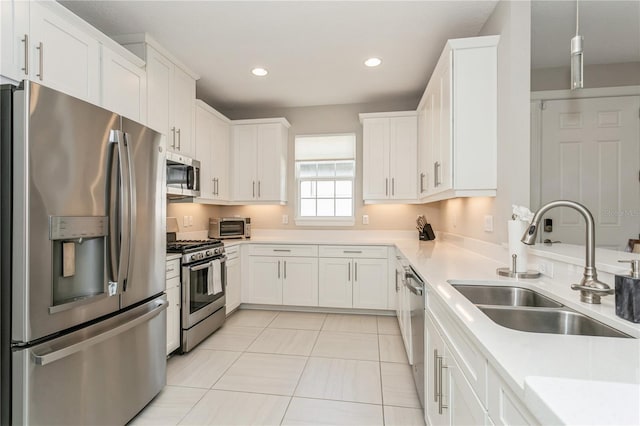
[1,81,167,425]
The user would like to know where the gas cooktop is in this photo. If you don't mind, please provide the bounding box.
[167,239,224,254]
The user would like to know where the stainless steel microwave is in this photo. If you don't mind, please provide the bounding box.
[166,152,200,198]
[209,217,251,239]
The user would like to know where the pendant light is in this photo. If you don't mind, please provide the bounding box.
[570,0,584,89]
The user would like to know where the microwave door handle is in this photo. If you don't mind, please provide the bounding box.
[123,132,136,289]
[187,167,195,190]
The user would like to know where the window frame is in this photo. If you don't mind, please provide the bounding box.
[294,134,356,227]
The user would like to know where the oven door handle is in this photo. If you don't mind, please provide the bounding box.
[190,261,213,272]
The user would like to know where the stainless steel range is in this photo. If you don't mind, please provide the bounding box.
[167,238,227,352]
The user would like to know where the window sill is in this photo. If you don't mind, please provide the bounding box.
[294,217,355,227]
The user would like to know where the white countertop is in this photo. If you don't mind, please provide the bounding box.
[221,230,640,425]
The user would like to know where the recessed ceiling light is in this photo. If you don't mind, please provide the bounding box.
[251,67,268,77]
[364,57,382,67]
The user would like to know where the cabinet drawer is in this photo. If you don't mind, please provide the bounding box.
[166,276,180,291]
[225,245,240,260]
[247,244,318,257]
[166,259,180,279]
[429,292,487,406]
[318,245,388,259]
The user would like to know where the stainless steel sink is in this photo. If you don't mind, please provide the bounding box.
[478,306,632,338]
[450,283,632,338]
[452,284,563,308]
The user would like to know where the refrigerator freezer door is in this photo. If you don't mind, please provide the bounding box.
[12,82,121,343]
[120,118,166,308]
[12,296,167,425]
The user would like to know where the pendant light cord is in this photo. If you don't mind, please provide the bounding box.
[576,0,580,36]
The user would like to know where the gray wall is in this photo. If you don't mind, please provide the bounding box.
[531,62,640,91]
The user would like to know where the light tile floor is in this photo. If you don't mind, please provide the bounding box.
[129,309,425,426]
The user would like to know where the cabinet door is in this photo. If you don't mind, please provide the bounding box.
[101,46,146,122]
[232,124,258,201]
[426,314,448,426]
[0,0,29,82]
[318,258,352,308]
[211,113,230,201]
[362,118,390,200]
[352,258,388,309]
[447,347,487,426]
[29,1,100,104]
[246,256,282,304]
[389,116,418,199]
[282,257,319,306]
[226,258,241,314]
[438,61,452,192]
[172,66,195,157]
[256,123,285,201]
[166,283,181,355]
[417,101,430,197]
[146,47,173,143]
[195,104,214,198]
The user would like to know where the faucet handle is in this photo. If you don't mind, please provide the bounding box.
[618,260,640,279]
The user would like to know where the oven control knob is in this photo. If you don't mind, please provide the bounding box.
[206,250,213,256]
[190,254,197,261]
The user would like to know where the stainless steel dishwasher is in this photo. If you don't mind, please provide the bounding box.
[405,266,425,407]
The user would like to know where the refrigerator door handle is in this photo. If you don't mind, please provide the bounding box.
[32,298,168,366]
[123,132,136,290]
[108,130,131,292]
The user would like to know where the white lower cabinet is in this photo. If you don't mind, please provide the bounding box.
[318,256,388,309]
[487,365,537,425]
[165,257,181,356]
[244,245,319,307]
[225,246,241,314]
[426,313,485,426]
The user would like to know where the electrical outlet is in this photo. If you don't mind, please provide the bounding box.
[484,215,494,232]
[188,216,193,226]
[282,214,289,224]
[537,259,554,278]
[362,215,369,225]
[183,216,189,227]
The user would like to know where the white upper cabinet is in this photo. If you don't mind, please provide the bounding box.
[28,1,100,104]
[360,112,418,203]
[117,34,199,157]
[231,119,290,204]
[1,0,29,83]
[101,45,146,122]
[195,100,230,203]
[418,35,499,203]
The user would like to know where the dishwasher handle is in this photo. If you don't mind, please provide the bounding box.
[404,267,424,296]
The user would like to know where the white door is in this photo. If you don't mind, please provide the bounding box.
[318,258,352,308]
[539,96,640,249]
[195,104,214,198]
[101,46,146,122]
[172,66,195,157]
[256,123,283,201]
[146,46,172,142]
[437,62,452,192]
[282,257,319,306]
[211,114,230,200]
[247,256,282,304]
[226,258,241,314]
[389,116,418,199]
[447,347,487,426]
[30,1,100,104]
[352,258,388,309]
[0,0,29,82]
[363,118,391,199]
[232,125,258,201]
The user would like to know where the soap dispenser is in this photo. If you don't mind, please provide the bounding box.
[615,259,640,323]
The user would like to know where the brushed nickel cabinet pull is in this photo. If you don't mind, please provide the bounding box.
[433,349,439,402]
[385,178,389,196]
[420,172,425,193]
[284,261,287,279]
[392,178,395,196]
[170,127,176,149]
[176,128,181,150]
[21,34,28,74]
[277,260,280,279]
[348,262,351,282]
[36,42,43,81]
[354,262,358,281]
[252,181,255,198]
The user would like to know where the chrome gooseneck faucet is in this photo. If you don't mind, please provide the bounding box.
[521,200,614,304]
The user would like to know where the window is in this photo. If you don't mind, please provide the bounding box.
[295,134,356,225]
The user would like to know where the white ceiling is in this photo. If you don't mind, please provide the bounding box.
[59,0,499,113]
[531,0,640,70]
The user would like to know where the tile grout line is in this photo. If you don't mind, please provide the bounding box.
[279,312,328,425]
[377,314,388,426]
